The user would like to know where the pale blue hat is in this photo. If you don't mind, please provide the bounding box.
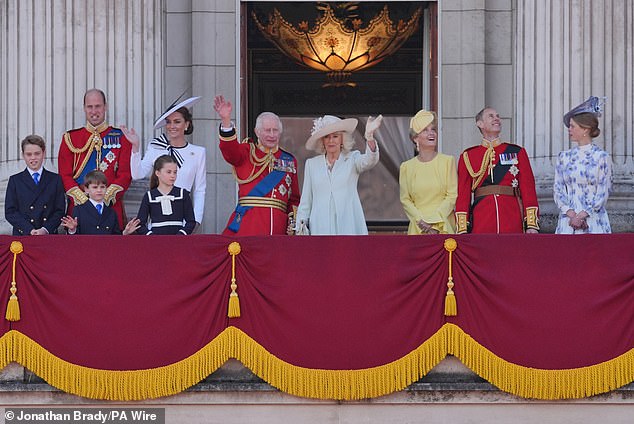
[563,96,604,127]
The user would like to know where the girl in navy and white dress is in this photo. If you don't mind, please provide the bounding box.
[134,155,196,235]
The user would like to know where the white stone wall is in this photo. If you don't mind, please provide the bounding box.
[440,0,514,157]
[185,0,238,233]
[442,0,634,231]
[514,0,634,230]
[0,0,163,234]
[2,0,633,233]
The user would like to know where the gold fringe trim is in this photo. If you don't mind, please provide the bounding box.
[445,323,634,399]
[0,327,447,401]
[5,241,24,322]
[0,325,632,401]
[0,332,13,370]
[229,326,447,400]
[6,330,231,401]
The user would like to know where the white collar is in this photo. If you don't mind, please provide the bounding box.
[89,199,105,209]
[27,167,44,177]
[578,143,593,151]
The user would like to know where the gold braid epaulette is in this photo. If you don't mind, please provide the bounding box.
[232,143,275,185]
[65,123,108,180]
[63,131,93,154]
[463,145,495,191]
[65,131,96,180]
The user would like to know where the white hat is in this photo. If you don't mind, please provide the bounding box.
[305,115,358,152]
[153,96,201,129]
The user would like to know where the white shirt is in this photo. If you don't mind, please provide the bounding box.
[28,167,44,179]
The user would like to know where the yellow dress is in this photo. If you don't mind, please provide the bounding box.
[399,153,458,234]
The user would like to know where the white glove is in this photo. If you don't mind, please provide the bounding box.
[295,220,310,236]
[364,115,383,140]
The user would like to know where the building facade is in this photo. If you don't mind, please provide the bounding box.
[0,2,633,420]
[1,0,633,233]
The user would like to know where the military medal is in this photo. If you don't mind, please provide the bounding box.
[499,153,518,165]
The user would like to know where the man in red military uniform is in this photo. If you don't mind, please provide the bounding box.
[213,95,300,235]
[455,107,539,234]
[58,89,132,228]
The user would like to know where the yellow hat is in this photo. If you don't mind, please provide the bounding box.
[409,109,435,134]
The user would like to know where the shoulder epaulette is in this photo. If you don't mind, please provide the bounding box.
[464,145,481,153]
[279,147,296,158]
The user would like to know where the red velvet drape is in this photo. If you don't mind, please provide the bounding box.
[1,234,632,396]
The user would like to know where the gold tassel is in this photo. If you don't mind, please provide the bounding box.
[227,242,242,318]
[443,238,457,316]
[5,241,24,322]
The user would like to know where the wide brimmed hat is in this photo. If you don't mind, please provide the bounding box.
[153,96,201,129]
[410,109,435,134]
[563,96,604,127]
[305,115,358,151]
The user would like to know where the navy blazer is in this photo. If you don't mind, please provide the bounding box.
[72,202,121,235]
[4,168,66,235]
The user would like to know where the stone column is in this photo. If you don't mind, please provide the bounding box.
[440,1,514,157]
[189,0,238,234]
[515,0,634,231]
[0,0,163,234]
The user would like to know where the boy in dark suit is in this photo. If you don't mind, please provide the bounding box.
[5,134,66,235]
[61,170,137,235]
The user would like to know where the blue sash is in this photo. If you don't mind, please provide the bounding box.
[76,128,122,185]
[227,151,293,233]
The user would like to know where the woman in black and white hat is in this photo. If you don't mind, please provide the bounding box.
[295,114,382,235]
[123,96,206,227]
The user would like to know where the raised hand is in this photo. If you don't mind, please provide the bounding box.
[213,95,233,127]
[365,114,383,140]
[121,125,140,152]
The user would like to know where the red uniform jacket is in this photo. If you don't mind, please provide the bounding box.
[455,141,539,233]
[58,124,132,228]
[219,128,300,235]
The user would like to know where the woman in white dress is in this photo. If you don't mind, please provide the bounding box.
[554,96,611,234]
[123,96,206,226]
[295,114,382,235]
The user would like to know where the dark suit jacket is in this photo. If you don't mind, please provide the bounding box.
[4,168,66,235]
[72,202,121,235]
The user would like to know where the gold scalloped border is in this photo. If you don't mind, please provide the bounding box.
[445,323,634,399]
[0,325,631,401]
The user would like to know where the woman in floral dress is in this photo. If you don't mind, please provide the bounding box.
[554,97,611,234]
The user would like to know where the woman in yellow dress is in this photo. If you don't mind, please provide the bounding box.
[399,110,457,234]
